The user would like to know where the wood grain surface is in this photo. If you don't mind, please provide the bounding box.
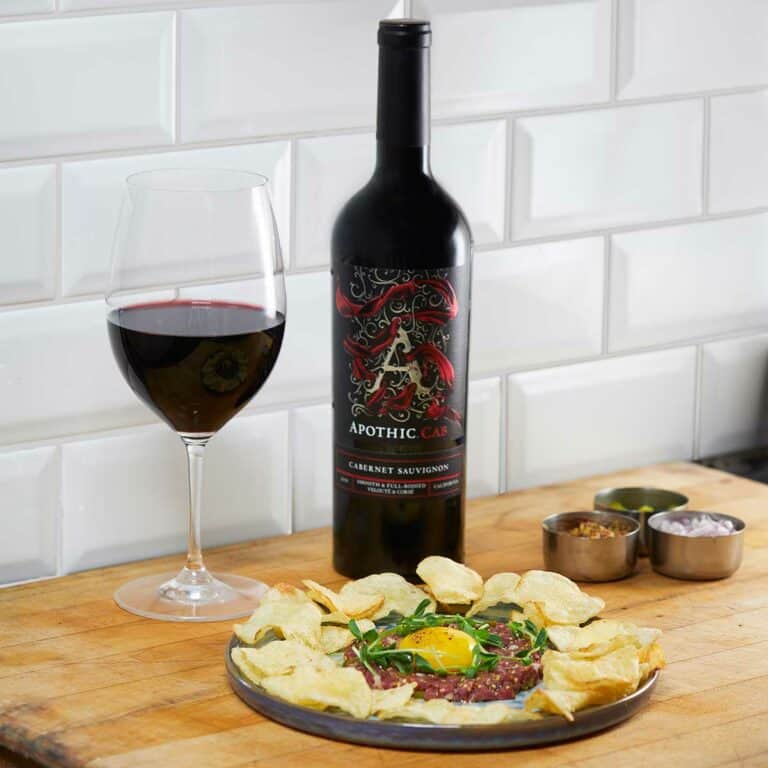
[1,462,766,768]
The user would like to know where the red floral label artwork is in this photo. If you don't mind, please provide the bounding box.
[336,269,463,428]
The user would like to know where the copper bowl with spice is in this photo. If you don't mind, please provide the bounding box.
[542,511,640,582]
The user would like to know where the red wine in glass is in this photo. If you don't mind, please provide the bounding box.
[108,300,285,437]
[107,167,287,622]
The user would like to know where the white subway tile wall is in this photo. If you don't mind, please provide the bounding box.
[0,165,56,305]
[709,91,768,213]
[1,0,767,585]
[0,14,174,161]
[609,215,768,351]
[699,333,768,459]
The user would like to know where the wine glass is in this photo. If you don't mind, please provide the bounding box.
[106,168,286,621]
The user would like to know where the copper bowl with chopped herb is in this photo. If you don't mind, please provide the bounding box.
[542,511,640,582]
[594,487,689,556]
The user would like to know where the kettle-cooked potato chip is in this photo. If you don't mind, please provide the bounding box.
[371,683,416,713]
[416,556,483,605]
[466,572,522,617]
[525,645,642,721]
[341,573,435,620]
[261,666,373,719]
[303,579,384,619]
[547,620,661,654]
[378,698,540,725]
[231,641,337,683]
[319,619,375,654]
[514,571,604,626]
[233,588,323,647]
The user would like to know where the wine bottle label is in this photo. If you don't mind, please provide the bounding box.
[333,264,468,499]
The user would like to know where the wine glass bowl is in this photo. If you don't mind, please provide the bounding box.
[106,169,286,621]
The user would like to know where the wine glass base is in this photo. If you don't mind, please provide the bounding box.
[114,571,268,622]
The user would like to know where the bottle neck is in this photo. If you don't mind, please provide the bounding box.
[375,37,430,177]
[375,143,430,175]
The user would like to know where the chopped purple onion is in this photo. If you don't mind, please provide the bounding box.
[654,514,736,537]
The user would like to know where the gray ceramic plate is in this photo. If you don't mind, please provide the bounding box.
[225,635,659,751]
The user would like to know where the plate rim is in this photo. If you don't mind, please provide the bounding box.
[225,634,660,750]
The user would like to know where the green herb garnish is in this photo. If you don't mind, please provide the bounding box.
[347,601,548,679]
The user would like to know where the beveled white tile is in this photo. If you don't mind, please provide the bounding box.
[710,91,768,213]
[0,13,173,161]
[294,133,374,271]
[180,1,404,143]
[258,271,331,407]
[292,403,332,532]
[0,300,146,445]
[294,121,505,269]
[202,410,291,546]
[61,413,290,573]
[433,120,506,245]
[415,0,610,117]
[618,0,768,99]
[699,334,768,458]
[506,348,696,490]
[0,165,56,305]
[0,0,53,16]
[610,215,768,351]
[62,141,291,296]
[512,102,703,239]
[0,447,58,584]
[466,378,500,498]
[470,239,603,375]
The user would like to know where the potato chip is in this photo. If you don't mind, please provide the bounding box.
[416,556,483,605]
[513,571,604,626]
[233,589,323,647]
[303,579,384,619]
[525,646,641,721]
[377,698,540,725]
[261,666,372,719]
[341,573,435,620]
[319,619,375,654]
[466,572,522,617]
[320,610,352,625]
[231,641,337,683]
[371,683,416,713]
[547,620,661,654]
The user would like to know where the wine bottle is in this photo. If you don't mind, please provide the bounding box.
[331,19,472,578]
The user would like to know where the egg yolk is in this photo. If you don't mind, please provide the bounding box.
[398,627,476,673]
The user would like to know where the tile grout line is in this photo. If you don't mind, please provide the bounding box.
[702,95,711,214]
[287,138,298,271]
[173,9,181,145]
[285,408,295,536]
[54,444,64,577]
[609,0,619,102]
[601,234,612,355]
[504,116,514,243]
[498,374,509,494]
[692,345,704,460]
[53,162,63,300]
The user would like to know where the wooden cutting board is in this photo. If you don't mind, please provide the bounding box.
[1,461,767,768]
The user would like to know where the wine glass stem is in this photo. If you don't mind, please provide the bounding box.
[183,438,208,573]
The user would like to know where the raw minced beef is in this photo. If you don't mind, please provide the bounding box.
[344,622,543,703]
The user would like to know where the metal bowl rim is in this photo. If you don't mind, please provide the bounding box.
[542,510,640,538]
[593,486,689,509]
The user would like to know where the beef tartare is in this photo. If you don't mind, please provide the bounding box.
[344,620,544,703]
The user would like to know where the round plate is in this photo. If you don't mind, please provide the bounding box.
[225,635,659,751]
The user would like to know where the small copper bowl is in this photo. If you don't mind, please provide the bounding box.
[594,487,688,556]
[542,511,639,582]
